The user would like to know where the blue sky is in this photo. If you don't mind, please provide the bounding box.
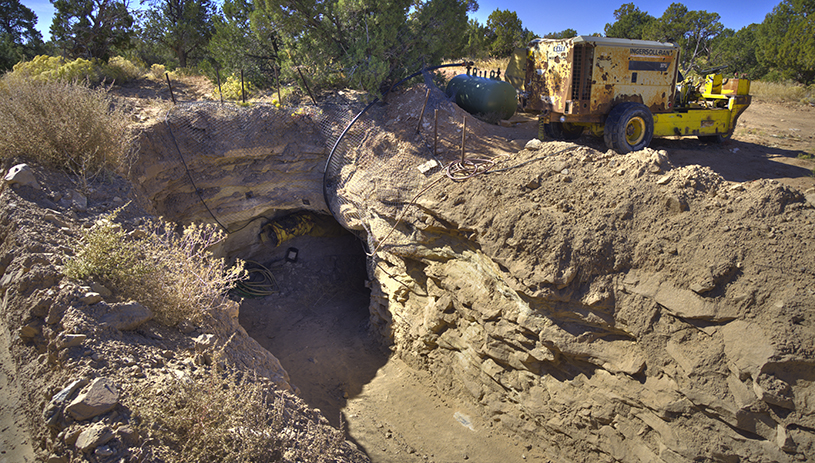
[470,0,780,36]
[24,0,781,42]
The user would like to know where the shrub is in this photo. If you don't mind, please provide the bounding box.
[65,209,245,326]
[11,55,100,82]
[0,76,133,183]
[103,56,144,83]
[10,55,146,84]
[212,74,255,101]
[751,80,815,104]
[128,368,350,463]
[148,63,167,81]
[64,209,151,286]
[138,221,245,326]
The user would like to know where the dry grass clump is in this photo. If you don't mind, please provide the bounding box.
[0,76,133,184]
[129,368,351,463]
[751,81,815,105]
[64,208,245,326]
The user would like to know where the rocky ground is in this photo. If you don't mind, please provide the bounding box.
[1,74,814,463]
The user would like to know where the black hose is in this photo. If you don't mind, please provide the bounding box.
[322,62,470,209]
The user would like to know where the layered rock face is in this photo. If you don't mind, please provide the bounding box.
[131,90,815,462]
[129,102,334,257]
[364,141,815,461]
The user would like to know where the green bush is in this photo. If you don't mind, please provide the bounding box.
[64,210,151,286]
[0,76,133,182]
[65,210,245,326]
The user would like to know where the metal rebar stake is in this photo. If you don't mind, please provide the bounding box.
[165,73,176,104]
[461,116,466,163]
[417,88,430,133]
[434,109,438,155]
[241,69,245,103]
[216,68,223,104]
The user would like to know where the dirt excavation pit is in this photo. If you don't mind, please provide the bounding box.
[4,81,814,463]
[234,219,537,463]
[127,85,815,462]
[237,224,378,427]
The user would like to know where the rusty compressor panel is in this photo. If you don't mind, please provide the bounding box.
[517,36,751,153]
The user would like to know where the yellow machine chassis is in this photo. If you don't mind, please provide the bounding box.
[578,94,751,140]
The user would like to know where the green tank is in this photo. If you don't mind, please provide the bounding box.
[445,74,517,121]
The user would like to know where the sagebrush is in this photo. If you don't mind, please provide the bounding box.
[129,369,284,462]
[128,367,354,463]
[0,76,133,183]
[139,220,246,325]
[65,209,245,326]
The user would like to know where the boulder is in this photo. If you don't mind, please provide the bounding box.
[4,163,40,189]
[100,301,153,331]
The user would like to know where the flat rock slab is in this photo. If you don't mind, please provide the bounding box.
[65,378,119,421]
[75,422,114,452]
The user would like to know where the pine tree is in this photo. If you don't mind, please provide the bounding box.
[254,0,472,95]
[142,0,215,69]
[756,0,815,85]
[604,3,655,40]
[50,0,134,60]
[0,0,44,70]
[485,9,524,58]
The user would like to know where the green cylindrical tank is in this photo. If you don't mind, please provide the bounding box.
[445,74,517,121]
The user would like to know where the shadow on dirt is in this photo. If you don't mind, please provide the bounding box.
[651,138,814,183]
[566,134,814,185]
[237,231,388,429]
[114,76,212,103]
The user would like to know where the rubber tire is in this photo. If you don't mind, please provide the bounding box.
[697,133,731,144]
[604,102,654,154]
[544,122,584,140]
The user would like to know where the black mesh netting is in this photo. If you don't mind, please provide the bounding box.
[163,67,493,252]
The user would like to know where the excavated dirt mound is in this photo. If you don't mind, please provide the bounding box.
[355,87,815,462]
[1,79,815,463]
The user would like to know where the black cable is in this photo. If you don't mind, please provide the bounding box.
[385,61,471,96]
[164,107,230,233]
[322,62,470,220]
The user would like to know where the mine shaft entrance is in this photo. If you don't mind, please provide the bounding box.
[236,214,386,428]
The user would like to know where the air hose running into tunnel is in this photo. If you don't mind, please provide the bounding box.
[321,61,472,215]
[234,261,280,298]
